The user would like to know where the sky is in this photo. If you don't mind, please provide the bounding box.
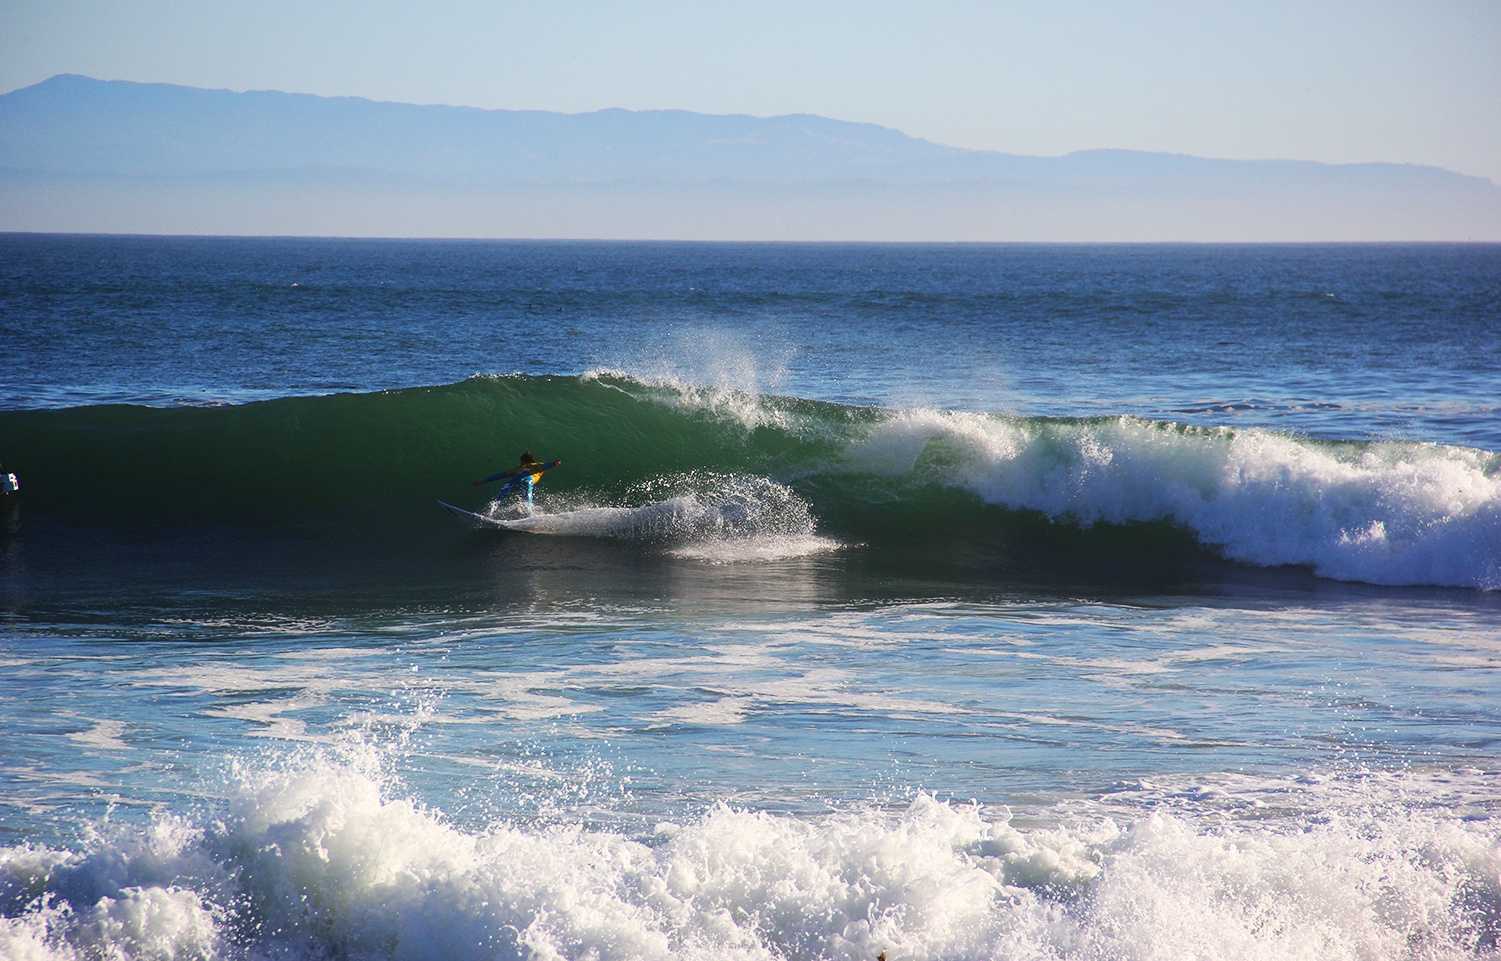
[3,0,1500,185]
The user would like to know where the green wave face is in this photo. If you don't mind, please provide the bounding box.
[0,375,848,527]
[3,374,1497,588]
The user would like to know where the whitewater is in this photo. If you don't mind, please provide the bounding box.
[4,742,1498,961]
[3,237,1500,960]
[845,406,1501,589]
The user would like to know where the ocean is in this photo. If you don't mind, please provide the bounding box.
[1,234,1499,960]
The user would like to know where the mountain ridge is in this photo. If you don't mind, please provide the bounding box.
[4,74,1487,183]
[3,74,1496,240]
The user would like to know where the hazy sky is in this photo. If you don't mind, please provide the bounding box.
[4,0,1499,184]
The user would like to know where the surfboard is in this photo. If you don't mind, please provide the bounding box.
[436,499,512,529]
[437,499,626,536]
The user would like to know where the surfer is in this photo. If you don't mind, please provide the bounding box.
[0,462,17,535]
[472,451,560,511]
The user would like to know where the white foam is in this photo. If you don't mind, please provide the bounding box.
[60,716,128,753]
[849,410,1501,589]
[581,366,797,433]
[3,753,1498,961]
[666,535,840,564]
[499,473,840,564]
[472,674,606,722]
[653,698,752,727]
[201,700,314,741]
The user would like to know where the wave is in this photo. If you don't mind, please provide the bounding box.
[1,373,1496,588]
[2,745,1498,961]
[845,408,1501,589]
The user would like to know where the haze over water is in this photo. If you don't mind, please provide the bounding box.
[2,235,1499,960]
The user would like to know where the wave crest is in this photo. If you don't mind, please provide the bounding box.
[848,410,1501,588]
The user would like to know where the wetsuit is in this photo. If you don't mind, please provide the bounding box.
[477,460,558,506]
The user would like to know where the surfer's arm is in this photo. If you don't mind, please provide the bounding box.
[472,460,560,486]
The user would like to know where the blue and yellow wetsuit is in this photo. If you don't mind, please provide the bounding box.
[474,460,559,506]
[513,466,542,506]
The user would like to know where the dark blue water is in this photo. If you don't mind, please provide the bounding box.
[2,235,1499,960]
[5,235,1498,445]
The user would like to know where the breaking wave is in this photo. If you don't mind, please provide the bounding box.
[1,373,1495,587]
[1,745,1497,960]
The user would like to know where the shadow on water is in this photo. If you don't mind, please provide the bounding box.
[3,504,1495,629]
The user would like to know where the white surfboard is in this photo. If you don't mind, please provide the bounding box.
[437,499,634,536]
[436,499,513,530]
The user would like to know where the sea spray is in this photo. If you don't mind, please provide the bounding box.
[487,472,840,563]
[2,746,1498,960]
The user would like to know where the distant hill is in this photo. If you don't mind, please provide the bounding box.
[2,74,1497,240]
